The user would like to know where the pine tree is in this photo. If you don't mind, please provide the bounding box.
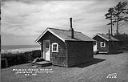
[114,1,128,35]
[105,8,115,36]
[105,1,128,35]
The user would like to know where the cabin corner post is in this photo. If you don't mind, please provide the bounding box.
[65,41,69,67]
[41,42,43,58]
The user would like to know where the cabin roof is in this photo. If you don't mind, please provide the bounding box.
[94,33,119,41]
[36,28,94,42]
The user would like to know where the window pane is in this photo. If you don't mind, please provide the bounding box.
[102,43,104,46]
[53,47,56,51]
[52,43,58,52]
[53,44,57,51]
[101,42,105,47]
[46,42,49,48]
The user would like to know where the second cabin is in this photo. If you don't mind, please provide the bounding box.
[93,33,119,54]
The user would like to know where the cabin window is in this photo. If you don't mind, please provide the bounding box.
[52,43,58,52]
[100,42,106,47]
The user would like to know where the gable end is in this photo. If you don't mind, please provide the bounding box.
[36,28,65,42]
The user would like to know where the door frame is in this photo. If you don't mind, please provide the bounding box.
[43,40,50,61]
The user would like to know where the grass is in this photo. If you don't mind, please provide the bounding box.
[1,51,128,82]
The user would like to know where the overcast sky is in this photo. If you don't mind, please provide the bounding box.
[1,0,128,45]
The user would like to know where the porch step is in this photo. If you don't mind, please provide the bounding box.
[33,61,52,67]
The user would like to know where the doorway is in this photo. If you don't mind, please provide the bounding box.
[43,40,50,61]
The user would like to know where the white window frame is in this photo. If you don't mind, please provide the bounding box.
[52,43,58,52]
[100,42,106,47]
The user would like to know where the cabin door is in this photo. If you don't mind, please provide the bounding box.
[43,40,50,61]
[93,41,98,52]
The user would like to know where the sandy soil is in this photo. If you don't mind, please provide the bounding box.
[1,52,128,82]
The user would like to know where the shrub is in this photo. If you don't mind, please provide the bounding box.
[1,50,41,68]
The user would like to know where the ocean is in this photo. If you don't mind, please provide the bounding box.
[1,45,41,53]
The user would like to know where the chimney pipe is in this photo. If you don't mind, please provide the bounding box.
[70,18,74,38]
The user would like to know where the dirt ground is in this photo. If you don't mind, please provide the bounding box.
[1,51,128,82]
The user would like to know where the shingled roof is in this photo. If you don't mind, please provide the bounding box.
[95,33,119,41]
[36,28,94,42]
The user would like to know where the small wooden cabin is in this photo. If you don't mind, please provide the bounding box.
[36,18,94,67]
[93,33,119,54]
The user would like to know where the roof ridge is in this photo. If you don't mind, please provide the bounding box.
[48,27,82,33]
[97,33,118,41]
[48,27,68,31]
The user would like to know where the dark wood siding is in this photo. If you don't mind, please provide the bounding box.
[108,41,119,53]
[67,41,93,67]
[41,43,43,57]
[41,31,68,67]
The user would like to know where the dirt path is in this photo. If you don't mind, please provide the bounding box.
[1,52,128,82]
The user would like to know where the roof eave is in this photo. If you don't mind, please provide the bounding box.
[93,34,109,41]
[35,28,65,43]
[35,28,49,43]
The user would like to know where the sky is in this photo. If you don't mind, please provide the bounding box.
[1,0,128,45]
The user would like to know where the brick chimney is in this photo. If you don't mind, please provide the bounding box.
[69,18,74,38]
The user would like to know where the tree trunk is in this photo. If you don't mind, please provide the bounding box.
[110,12,113,36]
[116,19,119,35]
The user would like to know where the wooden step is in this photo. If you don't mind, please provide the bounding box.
[33,61,52,67]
